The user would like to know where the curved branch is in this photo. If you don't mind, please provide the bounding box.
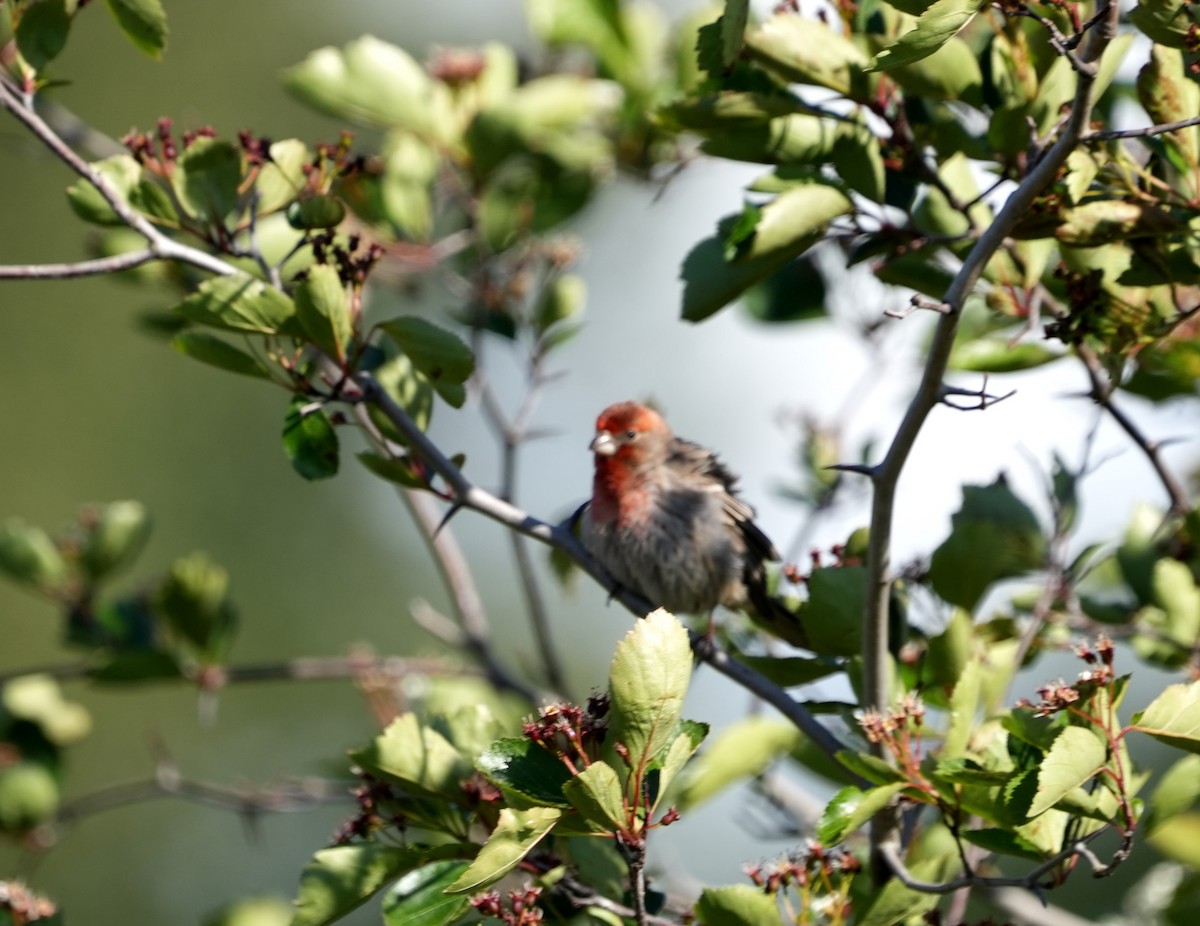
[0,250,159,279]
[0,78,239,280]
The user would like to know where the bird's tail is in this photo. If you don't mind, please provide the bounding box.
[746,575,809,649]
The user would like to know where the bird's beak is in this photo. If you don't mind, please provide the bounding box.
[590,430,617,457]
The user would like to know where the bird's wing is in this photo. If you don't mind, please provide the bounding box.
[668,438,780,563]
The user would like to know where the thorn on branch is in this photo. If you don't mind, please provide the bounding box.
[938,376,1016,411]
[885,295,952,319]
[826,462,879,478]
[434,500,467,537]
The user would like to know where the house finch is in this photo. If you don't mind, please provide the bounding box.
[581,401,806,645]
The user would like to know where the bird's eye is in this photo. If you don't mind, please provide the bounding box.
[625,429,638,441]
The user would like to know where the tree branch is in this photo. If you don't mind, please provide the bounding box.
[1075,343,1192,514]
[861,0,1120,875]
[0,250,160,279]
[0,77,238,280]
[1086,114,1200,141]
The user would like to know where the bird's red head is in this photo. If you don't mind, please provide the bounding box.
[590,402,670,465]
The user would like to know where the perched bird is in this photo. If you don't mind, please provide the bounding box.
[581,401,805,645]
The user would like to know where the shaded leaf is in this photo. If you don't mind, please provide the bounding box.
[172,332,271,380]
[382,861,472,926]
[817,782,907,844]
[16,0,71,71]
[380,317,475,409]
[283,398,340,481]
[354,714,473,801]
[1133,682,1200,753]
[294,264,353,361]
[695,885,781,926]
[104,0,167,58]
[476,737,573,808]
[675,716,802,810]
[172,138,243,221]
[871,0,987,71]
[174,274,296,335]
[562,761,626,831]
[1027,726,1106,817]
[80,500,151,581]
[0,519,68,588]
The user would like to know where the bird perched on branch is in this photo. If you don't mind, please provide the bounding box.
[581,401,806,645]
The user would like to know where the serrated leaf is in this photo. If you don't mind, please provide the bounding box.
[817,782,907,844]
[444,807,561,893]
[961,827,1046,861]
[720,0,750,67]
[16,0,71,72]
[834,750,906,786]
[681,185,851,322]
[104,0,167,58]
[562,761,626,832]
[354,714,473,801]
[256,138,309,213]
[870,0,986,71]
[745,14,869,98]
[476,737,574,808]
[695,885,781,926]
[1133,682,1200,753]
[174,274,296,335]
[943,657,982,758]
[1027,726,1106,818]
[172,332,271,380]
[929,478,1046,610]
[380,317,475,408]
[653,720,707,805]
[609,610,693,773]
[172,138,243,221]
[292,844,469,926]
[294,264,353,361]
[382,861,472,926]
[675,716,801,810]
[282,398,339,481]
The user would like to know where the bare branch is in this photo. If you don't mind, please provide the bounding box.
[0,77,239,280]
[1087,114,1200,141]
[0,250,159,279]
[1076,343,1192,514]
[885,295,952,319]
[938,377,1017,411]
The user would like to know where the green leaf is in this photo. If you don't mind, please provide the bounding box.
[282,398,340,481]
[79,500,151,581]
[172,138,243,221]
[172,332,271,380]
[284,36,449,140]
[720,0,750,68]
[609,610,693,773]
[353,714,473,801]
[356,451,429,489]
[0,761,60,832]
[653,720,708,805]
[292,844,468,926]
[382,861,472,926]
[379,317,475,408]
[66,154,142,226]
[870,0,986,71]
[929,478,1046,610]
[817,782,907,844]
[103,0,167,58]
[1129,0,1199,48]
[16,0,72,72]
[1147,754,1200,832]
[154,552,237,660]
[475,737,573,808]
[1027,726,1106,818]
[681,184,851,322]
[943,656,982,758]
[834,750,906,786]
[205,896,292,926]
[86,649,182,684]
[694,885,781,926]
[734,654,841,687]
[562,761,626,832]
[745,14,869,99]
[294,264,353,361]
[1133,682,1200,753]
[256,138,309,213]
[0,518,68,589]
[857,853,959,926]
[379,131,438,240]
[949,338,1062,373]
[795,566,865,656]
[444,807,561,893]
[674,715,801,810]
[961,827,1046,862]
[174,274,296,335]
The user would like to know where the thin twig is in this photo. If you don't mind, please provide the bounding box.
[1087,114,1200,141]
[0,250,159,279]
[860,0,1120,876]
[1075,343,1192,514]
[0,76,238,280]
